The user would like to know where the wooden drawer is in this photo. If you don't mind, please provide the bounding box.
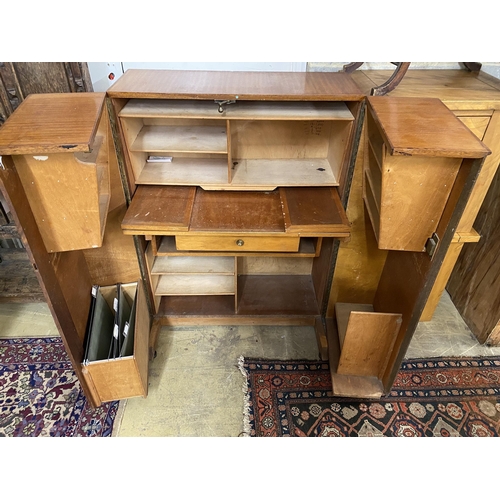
[81,281,150,404]
[175,234,299,252]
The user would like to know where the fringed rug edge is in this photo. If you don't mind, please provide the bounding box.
[237,355,252,437]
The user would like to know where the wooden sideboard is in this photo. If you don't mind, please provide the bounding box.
[0,69,490,405]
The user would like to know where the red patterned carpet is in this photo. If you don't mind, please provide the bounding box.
[240,357,500,436]
[0,337,120,437]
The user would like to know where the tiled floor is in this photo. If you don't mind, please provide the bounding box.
[1,291,500,436]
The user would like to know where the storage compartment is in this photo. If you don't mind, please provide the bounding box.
[329,303,402,398]
[363,97,475,252]
[154,235,320,258]
[175,234,299,252]
[144,240,330,318]
[3,94,111,253]
[81,281,150,404]
[118,98,355,190]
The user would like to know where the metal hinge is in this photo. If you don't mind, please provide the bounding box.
[0,156,4,170]
[425,232,440,259]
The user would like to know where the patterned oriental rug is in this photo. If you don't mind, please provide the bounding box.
[0,337,121,437]
[239,356,500,437]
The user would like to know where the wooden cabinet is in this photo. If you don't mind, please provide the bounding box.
[0,69,491,405]
[108,70,365,355]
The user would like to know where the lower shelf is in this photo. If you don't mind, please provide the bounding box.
[156,274,235,296]
[156,275,320,318]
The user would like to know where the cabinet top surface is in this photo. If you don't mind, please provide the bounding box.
[107,69,365,101]
[0,93,106,155]
[368,96,491,158]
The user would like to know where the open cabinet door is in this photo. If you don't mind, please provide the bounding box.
[0,153,98,404]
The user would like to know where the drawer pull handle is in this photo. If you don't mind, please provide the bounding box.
[236,239,244,246]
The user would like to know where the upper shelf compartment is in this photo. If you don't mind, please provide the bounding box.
[119,99,356,190]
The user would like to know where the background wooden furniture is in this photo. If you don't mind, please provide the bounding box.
[446,73,500,345]
[328,70,500,337]
[0,62,93,125]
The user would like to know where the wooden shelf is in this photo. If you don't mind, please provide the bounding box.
[119,99,355,121]
[130,125,227,154]
[363,172,380,241]
[237,275,320,316]
[137,157,228,186]
[151,255,234,275]
[159,295,236,317]
[231,158,338,188]
[155,274,235,296]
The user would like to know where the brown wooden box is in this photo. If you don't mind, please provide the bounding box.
[363,96,488,252]
[0,93,111,253]
[81,281,150,405]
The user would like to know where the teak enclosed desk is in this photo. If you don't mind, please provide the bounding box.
[0,70,490,406]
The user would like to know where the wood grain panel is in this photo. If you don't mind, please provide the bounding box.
[336,309,402,379]
[108,70,365,101]
[0,93,105,154]
[156,274,235,295]
[189,189,285,232]
[280,187,350,234]
[237,275,320,315]
[175,234,298,252]
[377,154,461,251]
[131,125,227,153]
[159,295,236,316]
[152,255,234,274]
[121,185,196,233]
[367,96,491,159]
[353,70,500,108]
